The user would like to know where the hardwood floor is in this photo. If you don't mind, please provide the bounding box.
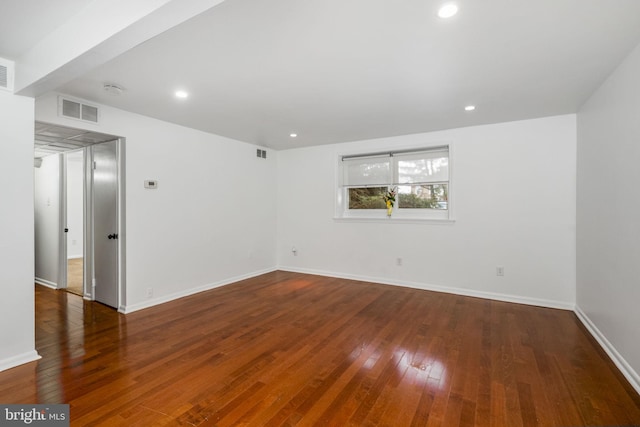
[1,271,639,426]
[66,257,83,296]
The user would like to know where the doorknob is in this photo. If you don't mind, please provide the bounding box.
[108,233,118,239]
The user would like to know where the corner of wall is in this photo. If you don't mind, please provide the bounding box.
[574,305,640,395]
[0,351,41,373]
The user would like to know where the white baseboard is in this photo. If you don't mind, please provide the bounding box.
[67,255,83,260]
[574,305,640,396]
[120,267,278,314]
[0,350,41,372]
[35,278,58,289]
[277,265,575,310]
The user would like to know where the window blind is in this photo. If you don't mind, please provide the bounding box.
[394,149,449,184]
[342,154,392,187]
[342,146,448,187]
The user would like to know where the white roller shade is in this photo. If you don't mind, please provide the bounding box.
[394,149,449,184]
[342,155,392,187]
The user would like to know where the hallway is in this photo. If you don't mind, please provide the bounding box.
[66,258,83,296]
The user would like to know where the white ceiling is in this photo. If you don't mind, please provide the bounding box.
[5,0,640,149]
[0,0,94,60]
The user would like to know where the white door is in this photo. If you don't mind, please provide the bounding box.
[93,140,119,308]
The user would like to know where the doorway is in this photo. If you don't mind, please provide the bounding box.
[34,122,125,310]
[65,150,84,296]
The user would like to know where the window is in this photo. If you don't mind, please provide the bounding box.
[338,145,451,220]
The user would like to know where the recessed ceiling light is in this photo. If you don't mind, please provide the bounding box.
[290,133,298,138]
[175,90,189,99]
[465,105,476,111]
[438,3,459,18]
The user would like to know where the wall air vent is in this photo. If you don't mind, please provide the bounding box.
[81,104,98,122]
[59,97,100,124]
[0,57,15,92]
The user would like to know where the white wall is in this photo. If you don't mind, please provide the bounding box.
[34,154,61,286]
[34,96,575,315]
[0,91,39,371]
[66,151,84,259]
[36,93,277,312]
[277,115,577,308]
[576,41,640,392]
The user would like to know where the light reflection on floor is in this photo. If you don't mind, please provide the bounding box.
[394,348,448,391]
[346,341,448,392]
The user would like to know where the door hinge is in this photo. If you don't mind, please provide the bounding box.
[92,161,97,170]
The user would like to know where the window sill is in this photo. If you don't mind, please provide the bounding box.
[332,216,455,225]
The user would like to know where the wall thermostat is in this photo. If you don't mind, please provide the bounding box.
[144,180,158,189]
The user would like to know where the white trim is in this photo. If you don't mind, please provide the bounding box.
[277,266,574,310]
[0,350,41,372]
[59,154,67,289]
[120,267,277,314]
[574,305,640,396]
[333,217,455,225]
[117,138,127,312]
[84,146,93,301]
[67,254,83,259]
[35,278,58,289]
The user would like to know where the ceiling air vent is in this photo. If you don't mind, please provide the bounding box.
[0,57,14,92]
[59,97,99,124]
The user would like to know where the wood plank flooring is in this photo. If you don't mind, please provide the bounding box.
[67,257,83,296]
[1,271,639,426]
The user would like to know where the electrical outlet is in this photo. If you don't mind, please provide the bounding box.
[396,257,403,266]
[146,288,153,298]
[496,266,504,276]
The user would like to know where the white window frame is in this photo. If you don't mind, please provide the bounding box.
[334,142,454,222]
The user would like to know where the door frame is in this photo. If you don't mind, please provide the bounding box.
[57,154,67,290]
[57,149,85,292]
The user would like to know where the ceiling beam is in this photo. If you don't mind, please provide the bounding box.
[14,0,226,97]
